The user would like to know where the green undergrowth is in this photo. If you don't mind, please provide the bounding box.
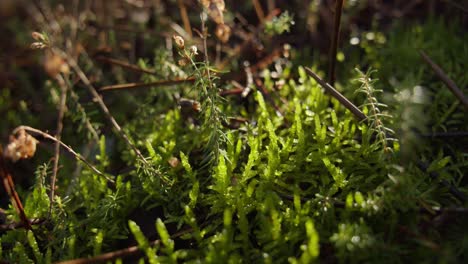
[1,13,467,264]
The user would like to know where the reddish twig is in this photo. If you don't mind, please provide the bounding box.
[99,77,195,92]
[419,50,468,110]
[252,0,266,23]
[305,67,367,121]
[0,150,32,231]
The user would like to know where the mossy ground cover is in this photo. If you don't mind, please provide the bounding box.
[0,1,467,263]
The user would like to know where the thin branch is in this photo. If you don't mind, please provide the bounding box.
[55,226,194,264]
[55,48,155,173]
[252,0,266,23]
[304,67,367,121]
[95,56,157,75]
[49,74,68,215]
[177,0,193,38]
[328,0,344,86]
[419,50,468,110]
[0,218,45,232]
[0,155,32,231]
[13,126,113,183]
[99,78,195,92]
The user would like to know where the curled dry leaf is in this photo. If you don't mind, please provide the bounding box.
[200,0,225,25]
[4,129,39,162]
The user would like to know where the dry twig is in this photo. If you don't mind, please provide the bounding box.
[305,67,367,121]
[419,50,468,110]
[49,74,68,215]
[95,56,157,75]
[12,126,113,183]
[99,77,195,91]
[328,0,344,86]
[0,150,32,230]
[55,49,155,172]
[55,226,194,264]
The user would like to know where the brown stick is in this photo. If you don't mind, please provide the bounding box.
[12,126,113,183]
[55,49,156,174]
[305,67,367,121]
[177,0,192,38]
[252,0,266,23]
[50,74,68,215]
[419,50,468,110]
[55,226,194,264]
[0,218,45,231]
[0,150,32,231]
[328,0,344,86]
[99,77,195,91]
[95,56,157,75]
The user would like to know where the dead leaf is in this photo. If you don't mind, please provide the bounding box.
[4,129,39,162]
[200,0,225,25]
[215,24,231,43]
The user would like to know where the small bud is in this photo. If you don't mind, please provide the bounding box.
[189,45,198,56]
[173,35,185,49]
[31,31,45,41]
[30,42,47,49]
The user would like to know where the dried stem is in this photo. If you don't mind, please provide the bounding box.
[55,226,194,264]
[55,48,154,171]
[305,67,367,121]
[328,0,344,86]
[0,152,32,231]
[99,77,195,92]
[95,56,157,75]
[49,74,68,215]
[0,218,45,232]
[419,50,468,110]
[178,0,193,38]
[12,126,113,183]
[252,0,266,23]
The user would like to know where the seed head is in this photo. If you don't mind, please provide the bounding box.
[189,45,198,56]
[173,35,185,49]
